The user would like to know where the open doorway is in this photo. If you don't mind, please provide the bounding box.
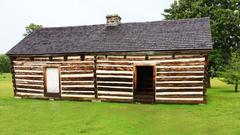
[134,66,155,103]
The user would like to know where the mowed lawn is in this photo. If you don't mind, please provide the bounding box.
[0,73,240,135]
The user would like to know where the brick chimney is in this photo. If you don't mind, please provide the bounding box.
[106,14,121,26]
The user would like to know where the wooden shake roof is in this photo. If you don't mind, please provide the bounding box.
[7,17,213,55]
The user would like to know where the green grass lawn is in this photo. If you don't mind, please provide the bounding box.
[0,73,240,135]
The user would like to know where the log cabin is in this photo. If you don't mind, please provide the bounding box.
[7,15,213,104]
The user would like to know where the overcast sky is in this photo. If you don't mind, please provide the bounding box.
[0,0,174,54]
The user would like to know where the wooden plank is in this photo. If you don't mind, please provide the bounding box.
[148,55,172,60]
[16,87,44,92]
[155,97,203,101]
[61,70,94,74]
[157,71,204,74]
[97,64,133,67]
[97,57,204,62]
[62,87,94,91]
[62,85,94,88]
[157,81,203,84]
[61,74,93,77]
[96,70,133,74]
[157,76,204,79]
[16,84,44,89]
[157,67,204,72]
[98,95,133,100]
[97,56,145,61]
[98,87,133,92]
[15,70,43,73]
[61,77,93,81]
[16,80,43,85]
[98,93,133,97]
[61,90,94,93]
[157,77,204,81]
[14,66,42,70]
[62,91,94,95]
[157,73,204,76]
[98,85,132,89]
[67,56,81,60]
[15,76,43,80]
[16,92,44,96]
[74,58,94,61]
[61,94,95,98]
[61,66,94,71]
[156,91,203,95]
[156,86,203,89]
[97,66,133,71]
[96,73,133,76]
[15,75,42,77]
[14,61,93,66]
[15,72,43,75]
[156,95,203,98]
[98,91,133,96]
[97,77,132,82]
[175,54,205,59]
[66,56,94,61]
[61,81,94,85]
[52,57,64,60]
[156,89,203,92]
[158,61,205,66]
[33,57,49,61]
[60,63,94,66]
[16,89,43,94]
[15,79,43,83]
[15,57,31,61]
[97,75,132,78]
[97,81,132,84]
[158,65,204,68]
[97,61,133,65]
[158,57,205,62]
[156,83,203,87]
[97,82,132,87]
[155,99,205,104]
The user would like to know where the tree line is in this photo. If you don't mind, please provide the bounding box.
[163,0,240,91]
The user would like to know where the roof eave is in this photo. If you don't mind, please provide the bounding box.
[6,48,212,57]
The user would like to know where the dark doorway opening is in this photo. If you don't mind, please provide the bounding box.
[134,66,155,103]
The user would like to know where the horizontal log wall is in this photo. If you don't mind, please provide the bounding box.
[153,55,206,103]
[60,56,95,99]
[13,56,95,99]
[96,55,134,102]
[12,52,207,104]
[96,54,206,103]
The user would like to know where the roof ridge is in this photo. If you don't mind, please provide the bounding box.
[42,17,210,30]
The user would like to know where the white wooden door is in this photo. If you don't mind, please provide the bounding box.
[46,68,60,93]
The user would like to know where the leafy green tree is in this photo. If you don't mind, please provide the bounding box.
[0,54,11,73]
[163,0,240,87]
[220,52,240,92]
[23,23,43,37]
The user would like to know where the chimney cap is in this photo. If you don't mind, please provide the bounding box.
[106,14,121,26]
[106,14,121,19]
